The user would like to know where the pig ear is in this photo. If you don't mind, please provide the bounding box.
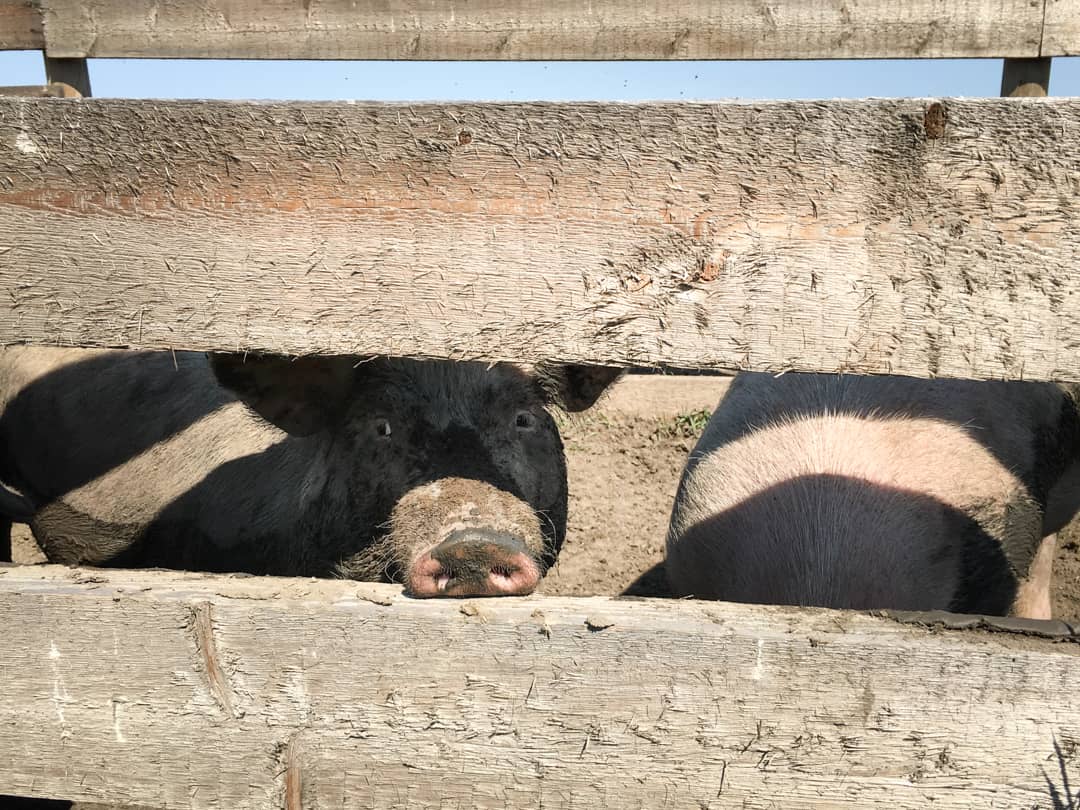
[209,353,355,436]
[538,364,625,412]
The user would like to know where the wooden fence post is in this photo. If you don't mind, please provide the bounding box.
[43,55,90,97]
[1001,57,1051,97]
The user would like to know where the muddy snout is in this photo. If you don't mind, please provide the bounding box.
[392,477,548,598]
[409,529,540,597]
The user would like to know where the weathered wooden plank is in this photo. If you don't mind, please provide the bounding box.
[34,0,1051,60]
[0,0,42,50]
[3,97,1080,381]
[1042,0,1080,57]
[0,564,1076,809]
[0,82,80,98]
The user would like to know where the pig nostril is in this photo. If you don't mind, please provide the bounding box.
[410,532,540,597]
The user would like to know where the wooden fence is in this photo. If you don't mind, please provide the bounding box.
[2,565,1079,809]
[6,0,1080,60]
[2,1,1080,808]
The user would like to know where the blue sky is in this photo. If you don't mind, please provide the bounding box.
[3,50,1080,100]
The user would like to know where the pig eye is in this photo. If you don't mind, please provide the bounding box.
[373,418,392,439]
[514,411,536,431]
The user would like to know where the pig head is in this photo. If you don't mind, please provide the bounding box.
[0,347,622,597]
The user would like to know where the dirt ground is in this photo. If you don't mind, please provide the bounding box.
[539,392,710,600]
[12,374,1080,619]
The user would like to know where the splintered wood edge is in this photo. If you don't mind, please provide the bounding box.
[1,564,1076,651]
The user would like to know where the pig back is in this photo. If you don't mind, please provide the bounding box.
[666,373,1071,613]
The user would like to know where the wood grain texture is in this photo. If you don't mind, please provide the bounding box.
[0,0,43,50]
[0,564,1077,809]
[1043,0,1080,57]
[35,0,1051,60]
[0,83,81,98]
[3,98,1080,380]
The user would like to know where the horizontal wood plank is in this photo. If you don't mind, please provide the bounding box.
[3,98,1080,380]
[33,0,1054,60]
[0,82,81,98]
[0,564,1077,808]
[0,0,42,50]
[1043,0,1080,57]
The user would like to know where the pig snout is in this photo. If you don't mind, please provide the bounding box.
[407,529,540,597]
[390,477,549,599]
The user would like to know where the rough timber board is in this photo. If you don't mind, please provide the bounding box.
[0,83,81,98]
[0,564,1077,809]
[0,0,42,50]
[3,97,1080,380]
[31,0,1053,60]
[1043,0,1080,58]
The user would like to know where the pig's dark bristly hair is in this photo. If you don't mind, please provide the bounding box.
[534,364,626,413]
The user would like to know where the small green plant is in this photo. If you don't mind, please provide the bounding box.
[652,409,711,441]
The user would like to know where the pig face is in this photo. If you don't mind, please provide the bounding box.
[212,355,620,597]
